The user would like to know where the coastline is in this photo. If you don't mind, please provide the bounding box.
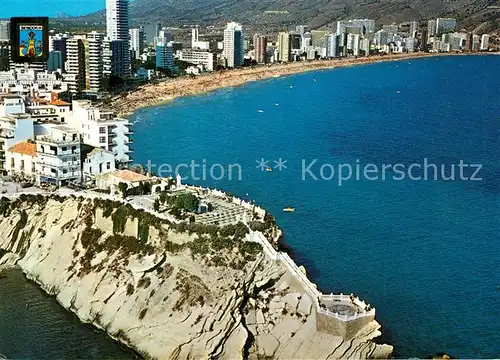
[115,52,494,116]
[0,192,393,359]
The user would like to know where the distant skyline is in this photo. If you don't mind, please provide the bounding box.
[2,0,113,17]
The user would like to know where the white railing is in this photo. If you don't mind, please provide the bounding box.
[316,307,376,322]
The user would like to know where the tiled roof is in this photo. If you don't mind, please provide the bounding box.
[113,169,149,183]
[51,99,71,106]
[8,141,36,157]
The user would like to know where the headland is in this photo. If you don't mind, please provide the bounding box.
[0,186,393,359]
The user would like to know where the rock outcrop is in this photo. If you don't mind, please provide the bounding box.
[0,195,393,359]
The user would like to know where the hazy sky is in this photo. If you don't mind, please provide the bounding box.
[2,0,106,17]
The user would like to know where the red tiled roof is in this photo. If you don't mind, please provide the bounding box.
[8,141,36,157]
[51,99,71,106]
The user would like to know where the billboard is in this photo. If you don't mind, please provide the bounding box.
[10,17,49,63]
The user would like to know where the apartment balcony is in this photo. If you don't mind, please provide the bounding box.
[112,137,133,144]
[36,160,81,169]
[37,136,80,146]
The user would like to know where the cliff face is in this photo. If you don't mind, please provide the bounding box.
[0,195,392,359]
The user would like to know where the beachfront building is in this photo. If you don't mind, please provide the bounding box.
[129,27,145,60]
[69,100,132,165]
[481,34,490,51]
[346,33,360,56]
[35,125,81,186]
[327,34,341,58]
[102,38,130,79]
[253,34,267,64]
[177,49,216,71]
[223,22,244,68]
[156,41,177,73]
[277,32,292,62]
[104,0,131,78]
[5,140,36,179]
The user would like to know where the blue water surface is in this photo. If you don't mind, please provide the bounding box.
[131,55,500,358]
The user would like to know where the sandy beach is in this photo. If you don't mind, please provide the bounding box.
[113,52,484,116]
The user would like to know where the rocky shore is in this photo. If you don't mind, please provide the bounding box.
[0,194,392,359]
[114,52,477,116]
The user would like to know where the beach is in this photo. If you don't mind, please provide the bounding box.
[113,52,484,116]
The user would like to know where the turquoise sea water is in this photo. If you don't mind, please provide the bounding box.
[130,55,500,358]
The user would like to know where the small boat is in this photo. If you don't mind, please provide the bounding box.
[283,207,295,213]
[289,85,294,88]
[265,167,273,172]
[258,109,264,113]
[275,103,279,106]
[396,90,401,94]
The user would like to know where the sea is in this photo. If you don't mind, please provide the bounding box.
[0,55,498,358]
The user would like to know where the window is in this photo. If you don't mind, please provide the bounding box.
[62,147,67,151]
[99,136,106,143]
[99,127,106,134]
[89,166,92,173]
[106,162,111,170]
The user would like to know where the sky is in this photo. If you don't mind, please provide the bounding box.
[2,0,105,17]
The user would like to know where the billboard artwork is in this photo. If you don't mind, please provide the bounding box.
[10,17,49,63]
[19,25,44,58]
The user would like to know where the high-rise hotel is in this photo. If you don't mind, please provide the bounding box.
[223,22,244,68]
[105,0,131,78]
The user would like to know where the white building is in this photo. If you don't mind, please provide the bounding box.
[95,168,148,193]
[65,36,86,94]
[35,125,81,186]
[129,27,145,60]
[103,38,130,78]
[6,140,36,178]
[223,22,244,68]
[347,33,360,56]
[106,0,131,77]
[83,146,116,180]
[0,21,9,42]
[336,19,375,35]
[480,34,490,51]
[69,100,132,165]
[360,38,370,55]
[277,32,291,62]
[178,50,216,71]
[427,20,437,37]
[409,21,419,38]
[0,69,68,96]
[87,31,104,92]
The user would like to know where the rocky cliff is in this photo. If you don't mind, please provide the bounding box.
[0,194,393,359]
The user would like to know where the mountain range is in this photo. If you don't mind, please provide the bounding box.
[77,0,500,34]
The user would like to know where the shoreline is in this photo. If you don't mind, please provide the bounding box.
[0,192,392,359]
[115,52,495,116]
